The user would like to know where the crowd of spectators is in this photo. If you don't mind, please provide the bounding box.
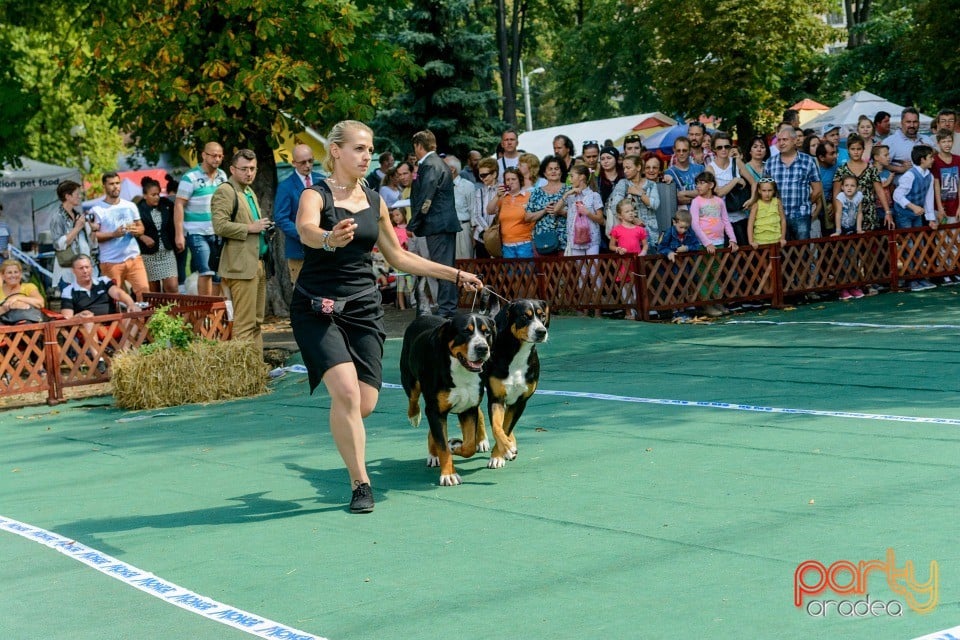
[21,105,960,336]
[368,106,960,318]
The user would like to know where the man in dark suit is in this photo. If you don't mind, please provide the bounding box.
[408,130,461,318]
[274,144,322,283]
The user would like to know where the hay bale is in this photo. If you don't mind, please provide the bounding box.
[112,340,268,409]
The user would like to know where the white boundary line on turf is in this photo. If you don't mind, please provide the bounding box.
[381,383,960,425]
[0,515,326,640]
[726,320,960,330]
[910,624,960,640]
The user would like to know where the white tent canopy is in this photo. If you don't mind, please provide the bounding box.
[803,91,934,133]
[0,157,82,247]
[517,112,677,159]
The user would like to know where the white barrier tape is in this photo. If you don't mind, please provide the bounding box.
[0,515,326,640]
[911,625,960,640]
[381,383,960,426]
[726,320,960,330]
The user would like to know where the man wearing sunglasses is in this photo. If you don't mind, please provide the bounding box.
[175,141,228,296]
[665,137,704,211]
[274,144,323,282]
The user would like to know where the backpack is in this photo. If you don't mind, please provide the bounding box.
[209,184,240,272]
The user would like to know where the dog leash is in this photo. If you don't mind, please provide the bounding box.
[470,286,511,313]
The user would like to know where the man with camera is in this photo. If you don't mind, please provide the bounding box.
[211,149,272,354]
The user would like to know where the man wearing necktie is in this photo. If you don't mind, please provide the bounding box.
[274,144,322,283]
[212,149,273,355]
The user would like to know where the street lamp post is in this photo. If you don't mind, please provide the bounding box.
[520,61,546,132]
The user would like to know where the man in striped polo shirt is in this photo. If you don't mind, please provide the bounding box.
[174,141,228,296]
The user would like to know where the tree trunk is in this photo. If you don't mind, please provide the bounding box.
[844,0,872,49]
[496,0,517,126]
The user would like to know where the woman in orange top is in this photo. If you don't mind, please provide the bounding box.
[486,167,534,258]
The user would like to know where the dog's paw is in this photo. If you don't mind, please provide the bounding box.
[487,456,506,469]
[448,438,463,454]
[426,455,439,467]
[476,438,490,452]
[408,412,422,428]
[439,473,462,486]
[505,447,517,461]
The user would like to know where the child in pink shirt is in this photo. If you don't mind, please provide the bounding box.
[389,208,413,309]
[609,200,648,257]
[690,172,738,253]
[608,200,648,319]
[689,172,738,317]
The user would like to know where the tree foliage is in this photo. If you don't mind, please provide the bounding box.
[0,34,37,166]
[543,0,658,124]
[905,0,960,110]
[646,0,834,139]
[72,0,415,313]
[75,0,413,163]
[2,21,124,174]
[820,2,926,109]
[0,20,122,172]
[371,0,503,158]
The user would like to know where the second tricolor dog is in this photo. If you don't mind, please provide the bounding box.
[483,299,549,468]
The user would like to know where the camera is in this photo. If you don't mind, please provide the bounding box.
[85,213,96,222]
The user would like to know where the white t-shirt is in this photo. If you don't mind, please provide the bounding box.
[497,156,520,184]
[836,190,864,230]
[91,199,141,264]
[708,159,748,223]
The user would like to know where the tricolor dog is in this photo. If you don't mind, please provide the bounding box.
[400,313,496,486]
[483,299,549,468]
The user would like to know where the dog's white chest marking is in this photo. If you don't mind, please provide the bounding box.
[502,343,534,405]
[448,358,481,414]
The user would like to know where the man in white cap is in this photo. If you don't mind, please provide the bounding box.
[821,124,847,165]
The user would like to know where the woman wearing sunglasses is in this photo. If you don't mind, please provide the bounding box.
[472,158,500,258]
[705,131,756,246]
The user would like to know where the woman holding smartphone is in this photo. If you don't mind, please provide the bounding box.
[486,167,534,258]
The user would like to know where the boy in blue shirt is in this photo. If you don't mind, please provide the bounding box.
[658,210,703,322]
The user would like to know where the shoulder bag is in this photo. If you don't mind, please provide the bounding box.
[724,161,752,214]
[482,202,503,258]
